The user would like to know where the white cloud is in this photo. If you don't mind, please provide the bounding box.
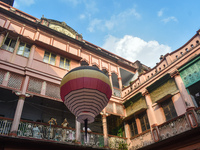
[87,8,141,32]
[157,9,164,17]
[84,0,98,14]
[14,0,35,8]
[102,35,171,67]
[87,19,102,32]
[60,0,81,6]
[162,16,178,23]
[79,14,86,20]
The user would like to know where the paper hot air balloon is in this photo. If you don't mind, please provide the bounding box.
[60,66,112,124]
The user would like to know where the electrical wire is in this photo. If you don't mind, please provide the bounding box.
[0,99,18,103]
[24,101,73,115]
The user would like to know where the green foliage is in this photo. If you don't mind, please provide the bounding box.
[118,140,130,150]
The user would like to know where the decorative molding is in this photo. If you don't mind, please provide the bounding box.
[170,69,179,78]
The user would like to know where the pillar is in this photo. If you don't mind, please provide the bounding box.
[27,45,36,67]
[108,72,113,95]
[124,122,131,146]
[89,54,92,66]
[75,118,81,144]
[143,90,157,126]
[9,94,26,136]
[2,72,10,86]
[171,71,194,108]
[0,33,5,46]
[10,37,20,63]
[10,76,30,136]
[101,111,108,148]
[118,77,122,97]
[117,67,122,89]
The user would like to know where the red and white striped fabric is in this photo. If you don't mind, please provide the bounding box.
[60,66,112,123]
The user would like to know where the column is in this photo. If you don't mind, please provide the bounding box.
[10,37,20,63]
[27,45,36,67]
[108,72,113,95]
[143,90,157,126]
[10,76,30,136]
[172,71,194,108]
[89,54,92,66]
[99,59,102,70]
[0,33,5,46]
[117,67,122,88]
[2,72,10,86]
[101,110,108,148]
[118,77,122,96]
[75,118,81,144]
[124,122,131,146]
[10,94,26,136]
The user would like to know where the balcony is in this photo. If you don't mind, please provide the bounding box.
[1,107,199,150]
[0,117,126,149]
[129,107,200,150]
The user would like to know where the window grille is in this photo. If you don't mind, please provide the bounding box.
[106,102,113,113]
[116,104,124,115]
[45,82,60,99]
[7,73,23,90]
[0,70,6,85]
[27,78,43,94]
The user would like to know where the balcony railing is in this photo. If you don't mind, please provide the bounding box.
[195,107,200,122]
[0,117,12,135]
[129,109,197,150]
[130,130,154,150]
[158,114,191,141]
[1,107,200,149]
[0,118,105,148]
[81,131,104,147]
[108,134,127,149]
[17,121,76,142]
[113,87,121,97]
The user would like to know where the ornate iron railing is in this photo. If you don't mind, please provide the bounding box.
[17,120,76,142]
[0,117,12,135]
[129,113,193,150]
[158,114,191,140]
[130,130,154,150]
[81,131,104,147]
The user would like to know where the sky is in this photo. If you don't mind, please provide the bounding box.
[13,0,200,68]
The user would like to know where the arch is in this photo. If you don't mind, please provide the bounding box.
[80,59,89,66]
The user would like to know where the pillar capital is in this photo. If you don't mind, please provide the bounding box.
[142,89,149,96]
[14,92,31,99]
[100,111,109,117]
[170,69,180,78]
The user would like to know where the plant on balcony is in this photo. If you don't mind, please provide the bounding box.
[118,140,129,150]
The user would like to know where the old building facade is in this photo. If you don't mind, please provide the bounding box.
[0,1,200,150]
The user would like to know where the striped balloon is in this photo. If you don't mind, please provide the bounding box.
[60,66,112,123]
